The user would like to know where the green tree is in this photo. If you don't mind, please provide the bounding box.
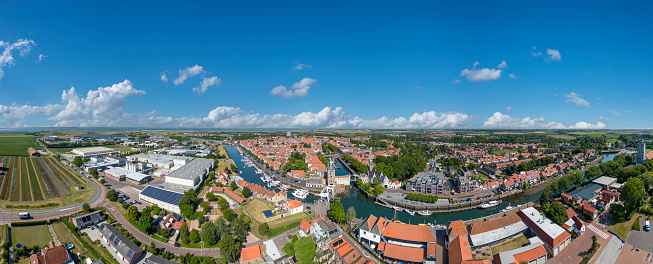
[82,203,91,213]
[622,177,646,213]
[283,242,295,256]
[89,169,99,178]
[345,207,357,223]
[242,187,252,198]
[609,204,626,219]
[218,235,241,263]
[373,183,386,197]
[230,181,238,191]
[139,210,154,233]
[179,222,190,244]
[73,156,83,167]
[258,222,269,236]
[217,197,228,210]
[230,163,238,173]
[545,203,568,226]
[294,237,317,264]
[638,172,653,191]
[328,200,346,223]
[189,229,200,243]
[127,205,140,220]
[200,221,218,246]
[222,208,235,221]
[99,178,105,184]
[205,192,215,201]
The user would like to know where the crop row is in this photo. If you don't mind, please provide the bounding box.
[26,158,44,201]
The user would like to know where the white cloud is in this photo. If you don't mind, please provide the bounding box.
[531,51,542,57]
[609,109,628,116]
[270,78,317,99]
[38,54,46,62]
[415,85,422,89]
[564,92,590,107]
[497,61,508,69]
[506,106,513,112]
[599,116,611,121]
[0,39,36,85]
[160,72,168,83]
[294,62,313,70]
[193,76,221,95]
[173,65,204,85]
[459,62,502,82]
[508,74,516,79]
[48,80,147,127]
[532,46,537,50]
[0,103,61,127]
[483,112,565,129]
[452,79,461,84]
[547,49,561,61]
[569,122,605,129]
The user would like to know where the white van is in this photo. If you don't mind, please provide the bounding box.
[645,220,650,231]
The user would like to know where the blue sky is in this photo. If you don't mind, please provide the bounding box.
[1,1,652,129]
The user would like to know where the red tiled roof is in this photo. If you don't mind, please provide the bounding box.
[382,222,436,242]
[211,187,246,204]
[513,243,547,264]
[449,235,473,264]
[301,219,311,233]
[285,200,302,210]
[241,244,262,262]
[467,214,522,235]
[382,243,425,263]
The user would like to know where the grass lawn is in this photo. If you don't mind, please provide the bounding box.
[48,147,75,154]
[0,136,40,156]
[245,198,275,223]
[12,225,52,247]
[217,160,228,171]
[267,211,309,228]
[216,145,228,158]
[52,222,90,258]
[493,149,516,155]
[491,234,529,255]
[606,213,641,239]
[0,225,8,264]
[267,221,303,238]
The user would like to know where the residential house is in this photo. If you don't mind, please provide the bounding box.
[448,235,491,264]
[29,243,73,264]
[493,242,547,264]
[241,244,274,264]
[518,207,571,257]
[285,200,304,215]
[72,211,106,229]
[98,223,144,264]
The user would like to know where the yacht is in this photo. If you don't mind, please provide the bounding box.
[479,200,502,209]
[293,189,309,199]
[405,209,415,216]
[501,205,515,213]
[255,169,263,174]
[393,206,403,212]
[417,210,432,216]
[279,184,289,191]
[270,180,280,187]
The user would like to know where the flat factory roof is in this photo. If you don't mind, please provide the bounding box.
[165,158,214,180]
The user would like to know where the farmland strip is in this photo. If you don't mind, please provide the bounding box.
[27,158,43,200]
[0,157,10,199]
[9,157,19,201]
[19,158,32,201]
[43,158,73,187]
[42,159,70,195]
[29,158,48,199]
[34,158,64,197]
[46,157,82,185]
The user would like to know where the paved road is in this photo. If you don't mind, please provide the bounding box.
[103,201,222,257]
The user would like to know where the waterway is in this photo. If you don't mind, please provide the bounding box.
[225,144,617,225]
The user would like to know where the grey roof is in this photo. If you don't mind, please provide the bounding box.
[497,242,547,264]
[91,259,105,264]
[72,210,105,226]
[568,183,602,201]
[98,223,142,262]
[145,255,181,264]
[140,186,184,205]
[165,157,214,181]
[593,176,617,186]
[520,207,567,244]
[469,220,528,247]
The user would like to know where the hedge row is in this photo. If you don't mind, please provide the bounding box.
[10,220,46,227]
[60,216,118,264]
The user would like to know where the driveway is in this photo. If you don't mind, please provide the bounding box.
[625,216,653,254]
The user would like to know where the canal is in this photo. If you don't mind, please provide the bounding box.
[225,144,617,224]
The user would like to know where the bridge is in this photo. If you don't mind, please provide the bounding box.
[319,185,335,203]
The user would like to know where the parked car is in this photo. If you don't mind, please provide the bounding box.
[174,243,181,247]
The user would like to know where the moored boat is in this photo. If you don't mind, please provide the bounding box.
[417,210,431,216]
[479,200,502,209]
[405,209,415,216]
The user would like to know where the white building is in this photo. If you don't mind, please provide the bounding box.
[285,200,304,215]
[72,146,118,157]
[139,186,184,214]
[164,157,214,191]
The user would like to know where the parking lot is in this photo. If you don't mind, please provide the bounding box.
[104,176,157,210]
[626,216,653,253]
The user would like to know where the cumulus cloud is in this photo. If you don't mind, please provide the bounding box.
[509,74,517,79]
[193,76,221,95]
[506,106,513,112]
[48,80,147,127]
[0,103,61,127]
[459,62,502,82]
[569,121,605,129]
[173,65,204,85]
[270,78,317,99]
[38,54,46,62]
[564,92,590,107]
[160,72,168,83]
[452,79,461,84]
[0,39,36,85]
[547,49,561,61]
[483,112,565,129]
[294,62,313,70]
[497,61,508,69]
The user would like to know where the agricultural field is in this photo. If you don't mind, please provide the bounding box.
[0,136,40,156]
[49,144,133,154]
[0,155,92,207]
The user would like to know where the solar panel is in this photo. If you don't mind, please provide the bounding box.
[126,249,134,259]
[140,186,184,205]
[263,210,274,218]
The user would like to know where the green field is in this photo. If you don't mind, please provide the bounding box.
[11,225,53,247]
[0,136,40,156]
[52,222,90,259]
[50,144,133,154]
